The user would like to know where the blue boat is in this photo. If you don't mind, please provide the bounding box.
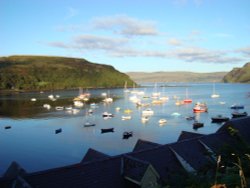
[230,104,244,110]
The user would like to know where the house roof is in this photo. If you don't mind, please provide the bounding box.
[3,161,27,179]
[177,131,204,142]
[170,138,213,171]
[217,116,250,144]
[122,155,150,183]
[128,144,187,183]
[81,148,109,163]
[29,157,125,188]
[132,139,161,152]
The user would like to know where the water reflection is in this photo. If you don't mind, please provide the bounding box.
[0,96,107,119]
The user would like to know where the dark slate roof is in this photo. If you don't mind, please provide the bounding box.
[128,145,187,183]
[217,116,250,144]
[3,161,27,179]
[132,139,161,152]
[122,155,150,182]
[1,157,124,188]
[177,131,204,142]
[199,132,235,153]
[170,138,213,171]
[81,148,109,163]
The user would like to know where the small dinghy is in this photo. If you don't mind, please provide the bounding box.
[232,111,248,118]
[101,128,114,133]
[102,112,114,118]
[84,122,96,127]
[193,121,204,130]
[55,128,62,134]
[123,131,133,139]
[211,115,229,123]
[186,116,195,120]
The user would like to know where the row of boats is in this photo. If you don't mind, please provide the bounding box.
[31,86,248,133]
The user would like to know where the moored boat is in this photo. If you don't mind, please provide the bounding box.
[141,116,149,123]
[84,121,96,127]
[211,115,229,123]
[142,108,154,116]
[183,88,192,103]
[5,125,11,129]
[55,106,64,110]
[211,82,220,98]
[122,115,132,120]
[232,111,248,118]
[74,100,84,107]
[43,104,51,110]
[186,116,195,120]
[193,102,208,113]
[124,109,132,114]
[183,99,192,104]
[103,97,113,103]
[55,128,62,134]
[123,131,133,139]
[102,112,114,118]
[230,104,244,110]
[158,119,167,124]
[193,121,204,130]
[136,101,150,107]
[152,100,164,105]
[123,81,130,93]
[101,128,114,133]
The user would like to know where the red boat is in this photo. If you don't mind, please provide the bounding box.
[183,99,192,104]
[183,88,192,104]
[193,103,208,113]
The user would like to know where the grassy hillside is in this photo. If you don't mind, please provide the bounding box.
[223,62,250,83]
[127,71,227,83]
[0,55,135,91]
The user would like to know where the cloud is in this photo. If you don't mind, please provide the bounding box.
[169,47,242,63]
[49,36,242,64]
[168,38,182,46]
[111,46,242,64]
[91,15,159,36]
[48,41,70,48]
[72,35,129,50]
[236,46,250,58]
[48,34,130,55]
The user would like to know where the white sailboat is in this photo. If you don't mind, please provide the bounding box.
[152,83,160,98]
[123,81,130,93]
[211,82,220,98]
[84,110,95,127]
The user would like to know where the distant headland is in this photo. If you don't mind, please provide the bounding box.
[127,62,250,83]
[0,55,135,91]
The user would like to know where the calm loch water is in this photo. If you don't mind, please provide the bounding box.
[0,83,249,175]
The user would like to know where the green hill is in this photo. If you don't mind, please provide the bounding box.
[127,71,227,83]
[223,62,250,83]
[0,55,135,91]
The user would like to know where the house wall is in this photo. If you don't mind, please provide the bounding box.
[141,167,159,188]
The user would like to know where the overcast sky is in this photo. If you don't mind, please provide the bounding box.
[1,0,250,72]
